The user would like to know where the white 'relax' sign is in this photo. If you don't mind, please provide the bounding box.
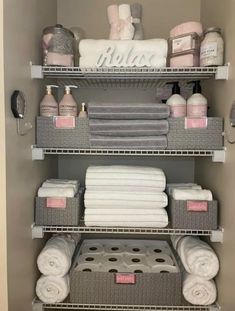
[96,45,156,67]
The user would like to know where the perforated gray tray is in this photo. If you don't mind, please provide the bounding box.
[35,189,84,226]
[168,198,218,230]
[36,117,90,148]
[70,239,182,306]
[167,117,223,150]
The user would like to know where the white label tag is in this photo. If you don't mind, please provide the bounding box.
[200,43,218,59]
[172,35,192,53]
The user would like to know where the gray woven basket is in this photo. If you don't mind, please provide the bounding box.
[70,240,182,306]
[168,198,218,230]
[35,189,84,226]
[167,117,223,150]
[36,117,90,148]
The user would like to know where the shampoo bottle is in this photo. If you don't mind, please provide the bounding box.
[187,81,207,118]
[59,85,78,116]
[166,82,186,118]
[40,85,59,117]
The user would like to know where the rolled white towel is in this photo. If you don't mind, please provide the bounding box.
[172,189,213,201]
[119,4,135,40]
[37,235,76,277]
[85,190,168,209]
[177,236,219,279]
[36,275,70,303]
[38,187,75,198]
[183,273,217,305]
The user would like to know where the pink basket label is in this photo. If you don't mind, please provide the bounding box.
[185,117,208,129]
[54,116,75,129]
[187,200,208,212]
[46,198,67,209]
[115,273,136,284]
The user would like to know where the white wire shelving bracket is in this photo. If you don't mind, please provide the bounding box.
[31,146,226,163]
[32,300,221,311]
[30,64,229,88]
[31,223,224,243]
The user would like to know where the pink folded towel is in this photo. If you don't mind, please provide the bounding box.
[107,5,120,40]
[170,22,203,37]
[170,53,199,67]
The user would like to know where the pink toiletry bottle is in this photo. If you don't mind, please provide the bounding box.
[59,85,78,116]
[40,85,59,117]
[166,82,186,118]
[187,81,208,118]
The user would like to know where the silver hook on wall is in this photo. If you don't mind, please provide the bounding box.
[224,100,235,144]
[11,90,33,136]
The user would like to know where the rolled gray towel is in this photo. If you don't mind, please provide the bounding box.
[89,119,169,136]
[88,102,170,120]
[131,3,144,40]
[89,135,167,150]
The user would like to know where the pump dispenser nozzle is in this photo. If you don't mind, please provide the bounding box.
[65,85,78,94]
[187,81,202,94]
[167,82,181,95]
[46,85,59,95]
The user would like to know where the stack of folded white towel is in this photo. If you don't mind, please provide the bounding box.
[167,183,213,201]
[36,235,79,303]
[84,165,168,227]
[171,235,219,306]
[37,179,80,198]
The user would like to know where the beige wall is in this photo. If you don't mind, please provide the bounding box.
[0,0,8,309]
[57,0,201,39]
[3,1,57,310]
[196,1,235,310]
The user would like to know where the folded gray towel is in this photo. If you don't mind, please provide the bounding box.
[89,135,167,150]
[88,102,170,120]
[89,119,169,136]
[131,3,144,40]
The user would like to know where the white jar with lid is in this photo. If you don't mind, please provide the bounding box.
[200,27,224,66]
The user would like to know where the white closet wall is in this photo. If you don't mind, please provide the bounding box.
[3,1,57,310]
[195,0,235,309]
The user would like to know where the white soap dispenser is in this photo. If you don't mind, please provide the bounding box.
[187,81,208,118]
[166,82,186,118]
[78,103,88,118]
[59,85,78,116]
[40,85,59,117]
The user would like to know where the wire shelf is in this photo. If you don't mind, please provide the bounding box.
[32,300,220,311]
[37,225,213,235]
[30,65,229,88]
[31,223,224,242]
[40,148,214,157]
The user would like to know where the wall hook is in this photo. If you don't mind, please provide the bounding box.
[11,90,33,136]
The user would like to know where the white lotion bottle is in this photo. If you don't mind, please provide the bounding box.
[59,85,78,116]
[40,85,59,117]
[187,81,208,118]
[166,82,186,118]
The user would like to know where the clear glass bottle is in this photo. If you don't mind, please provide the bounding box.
[200,27,224,67]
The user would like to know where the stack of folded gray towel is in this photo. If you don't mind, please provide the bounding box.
[88,102,170,150]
